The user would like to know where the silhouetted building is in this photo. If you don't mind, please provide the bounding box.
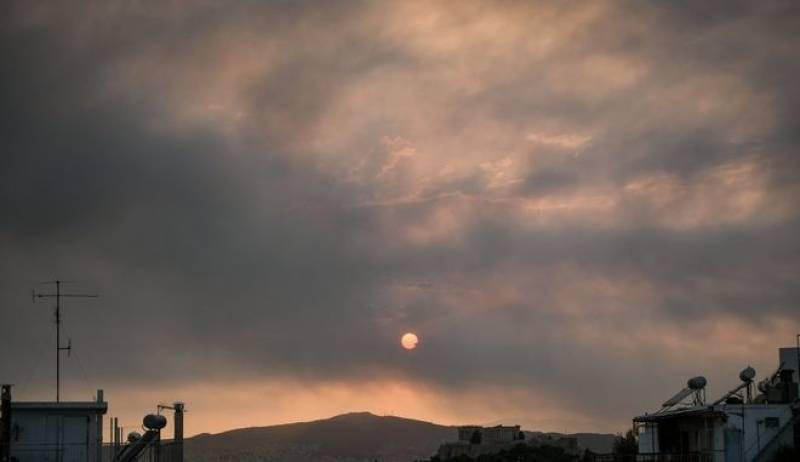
[633,347,799,462]
[0,385,184,462]
[0,386,107,462]
[528,434,580,456]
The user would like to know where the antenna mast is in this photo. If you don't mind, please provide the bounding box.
[32,280,99,402]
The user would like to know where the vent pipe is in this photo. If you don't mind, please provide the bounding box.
[174,402,184,462]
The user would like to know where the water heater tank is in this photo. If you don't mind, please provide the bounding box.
[143,414,167,430]
[687,376,707,390]
[739,366,756,382]
[758,378,772,393]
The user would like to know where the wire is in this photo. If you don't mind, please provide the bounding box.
[18,320,56,393]
[61,325,93,395]
[71,348,93,390]
[17,324,49,390]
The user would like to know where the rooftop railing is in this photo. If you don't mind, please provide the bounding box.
[102,441,182,462]
[590,452,717,462]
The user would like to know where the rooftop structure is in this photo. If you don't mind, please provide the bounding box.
[633,347,799,462]
[1,385,107,462]
[0,385,184,462]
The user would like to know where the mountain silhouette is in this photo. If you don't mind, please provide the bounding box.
[184,412,616,461]
[185,412,456,462]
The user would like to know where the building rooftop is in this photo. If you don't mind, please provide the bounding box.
[11,401,107,413]
[633,405,726,423]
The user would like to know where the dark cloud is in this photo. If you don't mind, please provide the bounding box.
[1,0,798,432]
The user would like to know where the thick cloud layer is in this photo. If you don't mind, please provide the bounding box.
[1,1,798,433]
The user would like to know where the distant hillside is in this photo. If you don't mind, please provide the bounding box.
[184,412,617,462]
[185,412,456,462]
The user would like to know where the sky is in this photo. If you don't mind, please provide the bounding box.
[1,0,799,437]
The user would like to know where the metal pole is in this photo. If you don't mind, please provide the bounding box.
[1,385,11,462]
[114,418,119,458]
[756,420,761,456]
[54,281,61,462]
[154,430,160,462]
[174,402,184,462]
[33,280,99,402]
[56,280,60,402]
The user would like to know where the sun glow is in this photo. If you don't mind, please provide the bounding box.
[401,332,419,350]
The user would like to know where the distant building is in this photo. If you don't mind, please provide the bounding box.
[482,425,523,444]
[528,434,580,456]
[437,425,525,459]
[633,347,799,462]
[457,425,482,443]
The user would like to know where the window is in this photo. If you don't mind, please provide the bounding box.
[764,417,779,428]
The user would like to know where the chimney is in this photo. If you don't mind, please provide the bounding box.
[173,402,184,462]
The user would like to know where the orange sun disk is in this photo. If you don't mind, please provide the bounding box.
[401,332,419,350]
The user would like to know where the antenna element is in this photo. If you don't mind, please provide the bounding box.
[32,280,99,402]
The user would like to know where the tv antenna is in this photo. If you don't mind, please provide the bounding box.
[32,280,99,402]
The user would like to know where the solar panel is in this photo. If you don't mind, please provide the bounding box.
[662,387,694,407]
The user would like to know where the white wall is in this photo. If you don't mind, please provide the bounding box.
[637,423,659,454]
[720,403,793,462]
[10,411,103,462]
[635,404,793,462]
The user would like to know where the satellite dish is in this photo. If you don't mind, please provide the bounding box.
[127,432,142,443]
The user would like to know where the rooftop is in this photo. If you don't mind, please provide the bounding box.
[11,401,108,413]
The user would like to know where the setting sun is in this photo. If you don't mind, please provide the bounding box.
[401,332,419,350]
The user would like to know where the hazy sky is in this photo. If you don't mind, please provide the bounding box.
[1,1,799,437]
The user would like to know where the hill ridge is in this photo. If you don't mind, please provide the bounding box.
[185,412,614,462]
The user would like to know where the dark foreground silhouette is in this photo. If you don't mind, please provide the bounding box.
[430,443,580,462]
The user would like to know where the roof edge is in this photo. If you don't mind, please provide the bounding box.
[11,401,108,413]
